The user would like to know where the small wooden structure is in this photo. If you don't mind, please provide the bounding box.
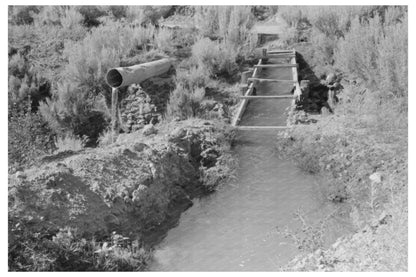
[105,58,174,141]
[232,49,301,130]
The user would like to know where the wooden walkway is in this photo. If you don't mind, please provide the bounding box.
[232,49,301,130]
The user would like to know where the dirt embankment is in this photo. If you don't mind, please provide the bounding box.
[9,119,235,248]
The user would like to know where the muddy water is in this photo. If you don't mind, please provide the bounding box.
[150,59,350,271]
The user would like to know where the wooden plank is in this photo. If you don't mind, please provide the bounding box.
[248,78,297,83]
[267,53,295,58]
[291,51,298,83]
[267,49,293,53]
[232,59,262,126]
[254,64,298,68]
[236,126,290,130]
[239,95,295,99]
[291,50,301,102]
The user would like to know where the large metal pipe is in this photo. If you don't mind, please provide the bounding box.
[106,58,174,88]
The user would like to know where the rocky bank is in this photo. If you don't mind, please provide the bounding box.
[9,119,235,248]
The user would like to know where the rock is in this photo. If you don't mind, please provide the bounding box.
[132,142,149,152]
[132,124,144,131]
[104,214,120,227]
[15,171,26,179]
[143,124,157,136]
[132,185,148,203]
[326,73,337,84]
[169,127,187,141]
[369,172,382,184]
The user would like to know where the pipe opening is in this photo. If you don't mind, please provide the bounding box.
[106,69,123,88]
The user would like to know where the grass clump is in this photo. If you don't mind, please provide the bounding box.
[8,221,150,271]
[54,133,87,153]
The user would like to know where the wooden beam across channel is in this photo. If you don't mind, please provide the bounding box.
[236,126,290,130]
[254,64,298,68]
[239,95,295,99]
[267,49,293,54]
[248,78,297,83]
[267,53,295,58]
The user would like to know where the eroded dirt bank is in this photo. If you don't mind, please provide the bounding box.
[9,119,235,249]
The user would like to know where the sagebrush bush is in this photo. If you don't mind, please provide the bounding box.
[192,37,238,78]
[60,7,84,29]
[175,66,210,90]
[8,6,40,25]
[39,82,108,146]
[8,110,56,169]
[33,6,63,26]
[335,8,407,96]
[54,133,86,153]
[194,6,255,55]
[125,6,172,26]
[97,128,115,147]
[165,84,205,120]
[154,27,174,53]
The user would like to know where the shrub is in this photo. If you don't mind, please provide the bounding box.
[377,11,407,97]
[39,82,109,146]
[8,221,150,271]
[97,129,115,147]
[165,84,205,120]
[192,37,238,78]
[310,27,338,66]
[8,54,51,113]
[8,110,55,169]
[76,6,107,27]
[8,6,40,25]
[194,6,219,38]
[125,6,173,26]
[60,7,84,29]
[175,66,210,90]
[54,133,86,153]
[335,15,383,87]
[335,8,407,96]
[194,6,255,50]
[32,6,63,26]
[63,21,137,91]
[154,27,174,53]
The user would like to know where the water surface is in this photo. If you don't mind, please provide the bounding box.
[151,59,350,271]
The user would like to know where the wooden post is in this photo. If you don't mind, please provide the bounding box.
[327,88,335,110]
[241,71,252,84]
[240,70,251,94]
[111,87,119,143]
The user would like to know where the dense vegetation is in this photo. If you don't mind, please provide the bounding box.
[8,5,262,271]
[8,5,261,170]
[275,6,407,271]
